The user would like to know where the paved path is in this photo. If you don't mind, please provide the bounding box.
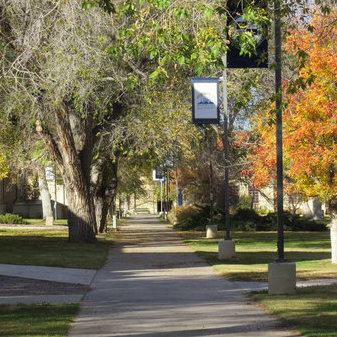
[0,264,96,285]
[69,215,301,337]
[0,265,95,304]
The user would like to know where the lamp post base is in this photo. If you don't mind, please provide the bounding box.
[268,262,296,294]
[218,239,235,260]
[206,225,218,238]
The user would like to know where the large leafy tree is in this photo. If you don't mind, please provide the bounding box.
[0,0,227,242]
[248,7,337,261]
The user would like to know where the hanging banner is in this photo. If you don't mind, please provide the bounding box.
[191,77,220,124]
[227,0,268,68]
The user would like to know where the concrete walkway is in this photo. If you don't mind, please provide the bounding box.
[69,215,301,337]
[0,264,95,304]
[0,264,96,285]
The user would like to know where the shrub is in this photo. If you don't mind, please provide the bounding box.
[0,213,28,224]
[264,211,327,231]
[173,205,327,232]
[231,208,269,231]
[235,195,252,211]
[167,211,177,225]
[174,204,210,231]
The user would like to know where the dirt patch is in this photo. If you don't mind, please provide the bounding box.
[0,275,90,296]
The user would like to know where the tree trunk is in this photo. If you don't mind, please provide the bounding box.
[66,182,97,243]
[92,159,118,233]
[37,164,53,220]
[37,104,97,243]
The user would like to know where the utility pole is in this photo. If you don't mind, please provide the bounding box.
[221,54,231,241]
[274,0,284,262]
[268,0,296,295]
[218,54,235,259]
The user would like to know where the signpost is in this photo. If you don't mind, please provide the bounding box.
[152,167,165,214]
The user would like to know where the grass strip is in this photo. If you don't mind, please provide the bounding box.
[24,219,68,226]
[0,227,115,269]
[0,303,79,337]
[249,284,337,337]
[182,231,337,282]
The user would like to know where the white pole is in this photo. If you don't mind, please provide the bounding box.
[160,180,163,213]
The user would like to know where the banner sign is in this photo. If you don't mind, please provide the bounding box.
[152,167,165,182]
[191,77,220,124]
[227,0,268,68]
[45,166,54,181]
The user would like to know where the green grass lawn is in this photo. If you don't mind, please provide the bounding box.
[0,303,79,337]
[25,219,68,226]
[249,284,337,337]
[0,227,115,269]
[183,231,337,282]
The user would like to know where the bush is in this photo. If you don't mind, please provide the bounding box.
[0,213,28,224]
[231,208,271,231]
[167,211,177,225]
[235,195,252,211]
[264,211,327,232]
[173,204,327,232]
[174,204,210,231]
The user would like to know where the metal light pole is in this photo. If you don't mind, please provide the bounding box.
[218,53,235,259]
[209,160,214,226]
[221,54,231,241]
[268,0,296,295]
[274,0,284,262]
[160,180,163,214]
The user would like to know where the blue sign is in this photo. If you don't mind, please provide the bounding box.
[178,188,183,207]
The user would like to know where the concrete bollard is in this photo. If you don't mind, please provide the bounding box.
[268,262,296,294]
[112,215,117,230]
[206,225,218,238]
[218,239,235,260]
[45,216,54,226]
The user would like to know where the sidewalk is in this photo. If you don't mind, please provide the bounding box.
[68,215,301,337]
[0,264,95,304]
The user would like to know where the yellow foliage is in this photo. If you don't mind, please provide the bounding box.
[0,153,9,178]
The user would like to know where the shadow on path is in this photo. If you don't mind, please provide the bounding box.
[69,215,300,337]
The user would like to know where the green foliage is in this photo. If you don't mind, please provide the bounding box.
[174,205,209,230]
[0,153,8,178]
[110,0,228,81]
[231,208,265,231]
[167,210,177,225]
[264,211,327,232]
[174,204,327,232]
[0,213,28,225]
[235,194,252,211]
[231,209,327,232]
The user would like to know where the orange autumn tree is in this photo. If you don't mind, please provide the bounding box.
[248,8,337,261]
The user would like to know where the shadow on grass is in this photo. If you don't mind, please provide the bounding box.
[250,285,337,337]
[0,234,111,269]
[195,250,331,265]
